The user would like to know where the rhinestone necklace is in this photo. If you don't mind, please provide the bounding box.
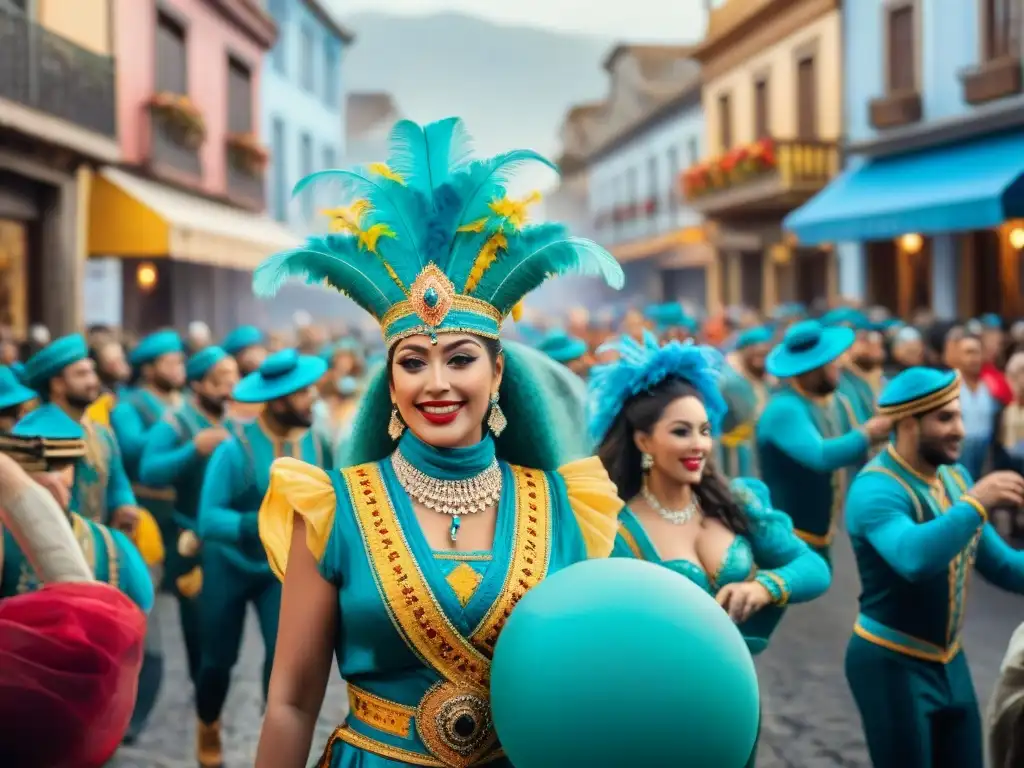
[641,481,700,525]
[392,448,503,542]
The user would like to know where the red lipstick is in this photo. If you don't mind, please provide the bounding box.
[415,400,465,425]
[681,457,703,471]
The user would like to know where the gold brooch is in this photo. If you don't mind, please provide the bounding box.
[416,681,497,767]
[409,263,457,329]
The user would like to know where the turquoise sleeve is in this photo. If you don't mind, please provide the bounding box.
[111,529,155,613]
[109,402,147,473]
[139,420,198,487]
[733,478,831,603]
[975,523,1024,594]
[845,472,984,582]
[197,440,248,544]
[102,427,137,514]
[758,395,869,472]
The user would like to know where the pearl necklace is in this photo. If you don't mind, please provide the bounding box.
[392,448,503,541]
[641,482,699,525]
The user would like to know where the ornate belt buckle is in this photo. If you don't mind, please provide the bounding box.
[416,681,496,768]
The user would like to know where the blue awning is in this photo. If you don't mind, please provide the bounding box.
[784,130,1024,244]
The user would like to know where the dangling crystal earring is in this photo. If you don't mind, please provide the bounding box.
[641,452,654,471]
[388,407,405,440]
[487,393,507,437]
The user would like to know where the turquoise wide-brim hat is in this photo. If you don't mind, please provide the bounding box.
[0,365,38,410]
[766,319,854,379]
[233,349,327,404]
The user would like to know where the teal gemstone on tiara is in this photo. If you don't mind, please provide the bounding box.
[423,286,440,308]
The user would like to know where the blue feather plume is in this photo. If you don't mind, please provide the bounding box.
[387,118,474,200]
[587,332,727,443]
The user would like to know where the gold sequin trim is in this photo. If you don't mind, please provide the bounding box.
[347,684,414,738]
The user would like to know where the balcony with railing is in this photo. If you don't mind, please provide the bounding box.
[224,134,268,210]
[144,92,203,182]
[0,3,116,139]
[681,137,839,218]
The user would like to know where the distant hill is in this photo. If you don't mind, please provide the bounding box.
[336,11,611,186]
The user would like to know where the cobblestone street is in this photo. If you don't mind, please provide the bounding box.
[110,531,1024,767]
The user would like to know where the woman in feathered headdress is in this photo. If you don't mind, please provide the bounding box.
[252,118,627,767]
[587,332,833,765]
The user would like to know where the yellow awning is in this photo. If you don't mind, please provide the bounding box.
[88,167,300,271]
[610,225,706,263]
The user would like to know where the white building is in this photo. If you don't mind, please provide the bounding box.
[580,45,712,312]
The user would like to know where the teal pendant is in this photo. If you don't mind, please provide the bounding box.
[449,515,461,542]
[423,286,440,308]
[430,330,439,345]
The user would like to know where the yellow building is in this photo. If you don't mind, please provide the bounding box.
[685,0,841,315]
[0,0,118,337]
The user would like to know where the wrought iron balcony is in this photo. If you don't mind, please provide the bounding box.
[681,137,839,218]
[0,4,116,138]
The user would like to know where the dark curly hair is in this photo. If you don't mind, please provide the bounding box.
[597,376,749,534]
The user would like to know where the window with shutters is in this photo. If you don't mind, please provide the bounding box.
[271,118,287,222]
[796,57,817,138]
[667,145,680,213]
[300,133,314,221]
[983,0,1021,60]
[323,38,339,107]
[718,93,732,151]
[300,23,315,92]
[227,57,252,134]
[754,77,770,138]
[887,5,916,92]
[155,12,187,94]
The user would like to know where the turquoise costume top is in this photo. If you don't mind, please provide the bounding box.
[22,334,136,524]
[613,477,830,654]
[718,325,772,478]
[252,117,625,767]
[758,321,867,553]
[847,368,1024,662]
[0,404,153,611]
[110,329,185,481]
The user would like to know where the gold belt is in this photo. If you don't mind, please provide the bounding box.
[132,483,176,502]
[318,684,506,768]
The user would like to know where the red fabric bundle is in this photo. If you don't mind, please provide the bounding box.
[0,582,147,768]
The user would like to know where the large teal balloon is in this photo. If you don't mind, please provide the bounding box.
[491,558,759,767]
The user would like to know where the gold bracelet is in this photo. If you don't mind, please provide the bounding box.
[959,494,988,523]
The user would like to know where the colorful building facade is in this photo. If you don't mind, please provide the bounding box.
[86,0,296,335]
[0,0,119,336]
[684,0,842,315]
[788,0,1024,319]
[582,45,711,313]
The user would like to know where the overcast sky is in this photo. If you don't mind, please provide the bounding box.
[338,0,709,41]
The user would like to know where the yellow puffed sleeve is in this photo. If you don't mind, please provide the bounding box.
[258,457,337,581]
[557,456,623,559]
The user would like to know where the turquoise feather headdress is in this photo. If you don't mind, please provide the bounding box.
[253,117,625,347]
[587,331,727,444]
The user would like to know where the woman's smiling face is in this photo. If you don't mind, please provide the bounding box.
[390,334,503,448]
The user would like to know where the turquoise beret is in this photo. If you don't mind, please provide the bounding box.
[233,349,327,404]
[878,367,960,418]
[12,402,84,441]
[0,365,37,410]
[645,303,698,332]
[222,325,265,355]
[536,330,588,364]
[186,346,228,382]
[735,325,773,350]
[23,334,89,392]
[129,330,184,367]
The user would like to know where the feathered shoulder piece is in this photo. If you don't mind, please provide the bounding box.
[253,117,624,347]
[586,331,727,443]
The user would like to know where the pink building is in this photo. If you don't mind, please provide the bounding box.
[87,0,297,335]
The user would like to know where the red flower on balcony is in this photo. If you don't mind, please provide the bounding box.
[147,91,206,149]
[226,132,270,177]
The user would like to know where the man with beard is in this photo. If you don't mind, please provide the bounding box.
[0,365,37,432]
[839,316,887,426]
[86,338,132,427]
[21,334,139,532]
[536,328,593,379]
[718,325,772,478]
[757,320,892,564]
[139,346,236,757]
[193,348,330,767]
[843,367,1024,768]
[222,325,268,425]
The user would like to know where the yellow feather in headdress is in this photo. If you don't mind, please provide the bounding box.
[368,163,405,184]
[488,191,542,231]
[357,223,397,255]
[456,218,488,234]
[511,301,524,322]
[464,233,508,293]
[321,199,371,234]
